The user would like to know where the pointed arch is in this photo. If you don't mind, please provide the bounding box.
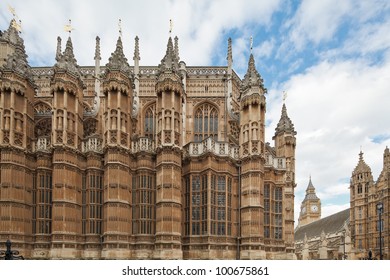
[35,118,52,138]
[143,102,156,139]
[194,102,218,142]
[34,101,52,116]
[84,118,98,138]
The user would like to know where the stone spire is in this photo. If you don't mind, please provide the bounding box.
[106,36,130,74]
[227,37,233,70]
[174,36,180,61]
[275,103,296,136]
[83,36,101,118]
[158,36,179,73]
[55,36,62,61]
[352,150,372,175]
[54,36,79,76]
[303,176,319,202]
[132,36,140,119]
[241,54,266,94]
[94,36,101,61]
[0,19,24,46]
[133,36,140,62]
[384,146,390,169]
[1,20,32,80]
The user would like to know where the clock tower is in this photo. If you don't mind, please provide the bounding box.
[297,177,321,227]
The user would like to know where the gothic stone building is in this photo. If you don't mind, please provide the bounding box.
[295,179,351,260]
[0,20,296,259]
[349,149,390,260]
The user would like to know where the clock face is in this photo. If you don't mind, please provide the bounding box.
[302,206,306,214]
[311,205,318,212]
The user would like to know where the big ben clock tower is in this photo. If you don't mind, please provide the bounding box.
[297,177,321,227]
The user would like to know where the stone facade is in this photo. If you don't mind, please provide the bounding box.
[295,149,390,260]
[0,20,296,259]
[349,149,390,260]
[295,209,351,260]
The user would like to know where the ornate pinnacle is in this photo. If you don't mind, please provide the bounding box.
[158,36,179,73]
[54,36,79,76]
[241,54,264,93]
[227,37,232,63]
[56,36,62,61]
[174,36,180,61]
[106,36,130,74]
[94,36,101,60]
[275,103,296,136]
[133,36,140,61]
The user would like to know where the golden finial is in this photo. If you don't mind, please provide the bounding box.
[64,19,74,36]
[283,91,288,103]
[250,35,253,54]
[169,19,173,36]
[118,19,122,37]
[8,5,22,33]
[11,19,22,33]
[8,5,17,17]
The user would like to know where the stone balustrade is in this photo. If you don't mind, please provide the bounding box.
[131,137,155,153]
[35,137,51,152]
[265,153,286,170]
[184,137,239,159]
[82,137,103,153]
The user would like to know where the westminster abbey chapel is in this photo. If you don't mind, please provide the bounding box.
[0,20,296,259]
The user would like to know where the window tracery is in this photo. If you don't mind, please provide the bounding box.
[194,103,218,142]
[144,104,155,139]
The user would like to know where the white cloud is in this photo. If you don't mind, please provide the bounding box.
[321,203,350,219]
[286,0,353,50]
[2,0,282,67]
[253,38,275,59]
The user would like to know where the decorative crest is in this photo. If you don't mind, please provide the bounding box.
[64,19,74,36]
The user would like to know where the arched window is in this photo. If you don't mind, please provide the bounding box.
[110,109,117,130]
[357,184,362,194]
[144,105,155,139]
[57,110,64,130]
[194,103,218,142]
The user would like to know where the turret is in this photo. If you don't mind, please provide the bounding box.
[238,51,267,259]
[50,32,85,259]
[273,103,296,180]
[0,19,35,257]
[384,146,390,170]
[350,151,374,197]
[101,32,133,259]
[154,35,184,259]
[102,35,132,147]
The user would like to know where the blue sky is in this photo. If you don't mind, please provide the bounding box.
[1,0,390,222]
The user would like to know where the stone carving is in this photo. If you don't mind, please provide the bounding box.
[83,118,98,138]
[35,118,52,138]
[184,137,239,160]
[34,102,52,116]
[54,37,80,77]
